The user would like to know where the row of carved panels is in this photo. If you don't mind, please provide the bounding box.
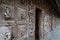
[0,4,35,40]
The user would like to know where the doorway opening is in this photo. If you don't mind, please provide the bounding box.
[35,8,42,40]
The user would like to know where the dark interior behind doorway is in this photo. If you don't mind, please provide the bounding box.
[35,8,42,40]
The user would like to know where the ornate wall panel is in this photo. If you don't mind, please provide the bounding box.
[0,3,35,40]
[0,4,15,40]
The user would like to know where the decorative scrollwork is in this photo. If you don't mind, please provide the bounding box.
[4,7,12,20]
